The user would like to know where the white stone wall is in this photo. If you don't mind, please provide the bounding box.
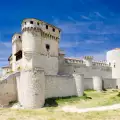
[20,68,45,108]
[12,34,22,71]
[60,64,112,78]
[73,74,84,96]
[16,72,21,103]
[103,78,116,89]
[22,21,59,75]
[107,49,120,79]
[83,77,116,90]
[0,74,17,106]
[84,78,93,90]
[93,76,102,91]
[15,59,22,71]
[45,75,77,98]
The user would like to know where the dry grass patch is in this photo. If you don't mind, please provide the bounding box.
[0,108,120,120]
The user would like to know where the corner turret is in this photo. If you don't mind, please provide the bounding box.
[83,56,93,67]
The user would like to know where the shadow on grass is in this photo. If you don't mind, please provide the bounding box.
[117,92,120,97]
[44,93,92,107]
[103,88,107,91]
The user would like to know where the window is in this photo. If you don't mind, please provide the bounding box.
[114,64,116,68]
[15,50,22,61]
[37,22,39,25]
[30,21,33,24]
[46,44,50,51]
[25,22,26,25]
[46,25,48,29]
[53,28,55,32]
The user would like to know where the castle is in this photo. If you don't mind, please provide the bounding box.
[0,18,120,108]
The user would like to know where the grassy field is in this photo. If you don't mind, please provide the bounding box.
[45,89,120,108]
[1,89,120,120]
[0,108,120,120]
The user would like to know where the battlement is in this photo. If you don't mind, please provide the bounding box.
[22,18,61,39]
[64,57,111,68]
[84,56,93,60]
[12,33,21,44]
[65,57,84,64]
[92,61,109,67]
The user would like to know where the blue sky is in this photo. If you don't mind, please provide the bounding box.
[0,0,120,67]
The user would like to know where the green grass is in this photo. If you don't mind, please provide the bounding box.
[45,89,120,108]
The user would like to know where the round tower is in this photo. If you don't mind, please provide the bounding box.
[12,33,22,71]
[20,18,61,108]
[21,18,61,75]
[107,48,120,79]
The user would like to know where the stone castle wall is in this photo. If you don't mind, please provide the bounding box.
[45,75,77,98]
[0,73,18,106]
[59,63,112,78]
[0,70,118,108]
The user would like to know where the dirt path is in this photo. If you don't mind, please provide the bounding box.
[62,104,120,113]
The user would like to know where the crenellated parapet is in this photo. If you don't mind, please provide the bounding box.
[92,61,109,67]
[84,56,93,60]
[65,58,84,64]
[22,18,61,41]
[64,57,111,70]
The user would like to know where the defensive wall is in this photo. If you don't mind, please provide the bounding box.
[0,69,118,108]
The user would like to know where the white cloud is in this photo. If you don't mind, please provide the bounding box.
[85,40,104,44]
[80,15,91,20]
[60,40,81,48]
[0,41,11,67]
[94,12,106,19]
[3,42,12,48]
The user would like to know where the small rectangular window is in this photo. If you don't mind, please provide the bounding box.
[37,22,39,25]
[114,64,116,68]
[15,51,22,61]
[30,21,33,24]
[46,25,48,29]
[53,28,55,32]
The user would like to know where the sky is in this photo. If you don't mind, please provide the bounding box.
[0,0,120,67]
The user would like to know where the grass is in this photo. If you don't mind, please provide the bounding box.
[0,108,120,120]
[45,89,120,108]
[1,89,120,120]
